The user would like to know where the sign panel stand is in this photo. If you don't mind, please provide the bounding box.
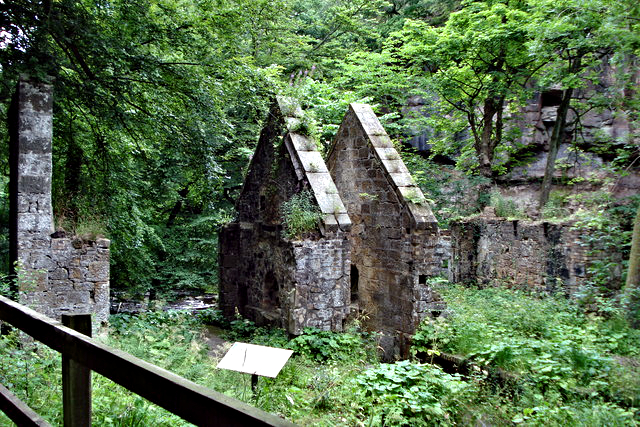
[217,342,294,395]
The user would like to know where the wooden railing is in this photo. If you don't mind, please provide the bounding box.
[0,295,294,426]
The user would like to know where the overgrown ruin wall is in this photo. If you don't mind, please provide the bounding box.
[450,212,593,295]
[219,223,350,333]
[9,78,110,324]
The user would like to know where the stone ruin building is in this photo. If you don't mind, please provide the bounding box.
[8,78,110,324]
[219,99,447,358]
[219,99,353,335]
[326,103,448,355]
[219,96,620,357]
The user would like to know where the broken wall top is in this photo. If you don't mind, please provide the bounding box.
[329,103,437,229]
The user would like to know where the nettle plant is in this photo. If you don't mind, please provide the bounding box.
[280,190,322,239]
[288,327,366,363]
[355,360,468,426]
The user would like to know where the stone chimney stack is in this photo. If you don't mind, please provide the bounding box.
[9,78,54,286]
[8,77,110,324]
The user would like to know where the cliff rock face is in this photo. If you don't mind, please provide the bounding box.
[407,60,640,206]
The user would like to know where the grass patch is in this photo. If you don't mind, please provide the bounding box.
[280,190,321,239]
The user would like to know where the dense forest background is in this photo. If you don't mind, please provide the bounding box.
[1,0,639,298]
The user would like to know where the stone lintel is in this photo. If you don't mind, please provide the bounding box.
[388,173,416,187]
[288,133,316,152]
[296,150,329,173]
[349,103,387,135]
[379,159,410,175]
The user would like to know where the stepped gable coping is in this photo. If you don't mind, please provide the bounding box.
[347,103,438,230]
[276,97,351,233]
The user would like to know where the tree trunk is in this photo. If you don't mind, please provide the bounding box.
[478,97,499,178]
[625,203,640,327]
[539,57,581,212]
[538,86,573,211]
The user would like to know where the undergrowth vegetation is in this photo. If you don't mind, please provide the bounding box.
[413,280,640,425]
[1,282,639,425]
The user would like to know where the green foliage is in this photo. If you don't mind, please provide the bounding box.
[282,77,373,151]
[288,327,368,363]
[280,190,321,239]
[541,191,571,220]
[400,147,489,226]
[1,0,278,296]
[1,0,638,300]
[108,311,210,380]
[0,175,9,274]
[0,270,12,299]
[489,191,525,219]
[390,0,540,176]
[0,332,64,425]
[2,298,639,425]
[413,282,640,422]
[289,110,320,141]
[356,360,468,425]
[195,308,228,326]
[56,213,108,241]
[572,194,639,300]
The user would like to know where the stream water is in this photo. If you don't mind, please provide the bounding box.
[110,291,228,356]
[110,292,217,314]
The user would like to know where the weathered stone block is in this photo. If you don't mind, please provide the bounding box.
[96,238,110,248]
[49,267,68,280]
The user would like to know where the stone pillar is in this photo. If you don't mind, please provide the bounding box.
[8,78,110,324]
[9,78,54,294]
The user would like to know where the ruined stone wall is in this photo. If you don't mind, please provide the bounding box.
[20,238,110,323]
[328,104,443,358]
[411,228,450,323]
[219,223,350,334]
[290,237,350,332]
[450,216,592,295]
[9,78,109,324]
[219,99,351,334]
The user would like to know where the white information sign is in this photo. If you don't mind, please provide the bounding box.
[216,342,293,378]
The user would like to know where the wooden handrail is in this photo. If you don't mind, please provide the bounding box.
[0,383,52,427]
[0,295,295,427]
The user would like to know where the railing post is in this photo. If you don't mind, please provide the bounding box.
[62,314,92,427]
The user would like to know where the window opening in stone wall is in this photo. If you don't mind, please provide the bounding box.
[418,274,428,285]
[540,90,563,107]
[263,271,280,308]
[350,264,359,304]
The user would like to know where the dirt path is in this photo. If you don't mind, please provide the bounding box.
[204,324,230,358]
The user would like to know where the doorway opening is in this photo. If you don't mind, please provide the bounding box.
[350,264,359,304]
